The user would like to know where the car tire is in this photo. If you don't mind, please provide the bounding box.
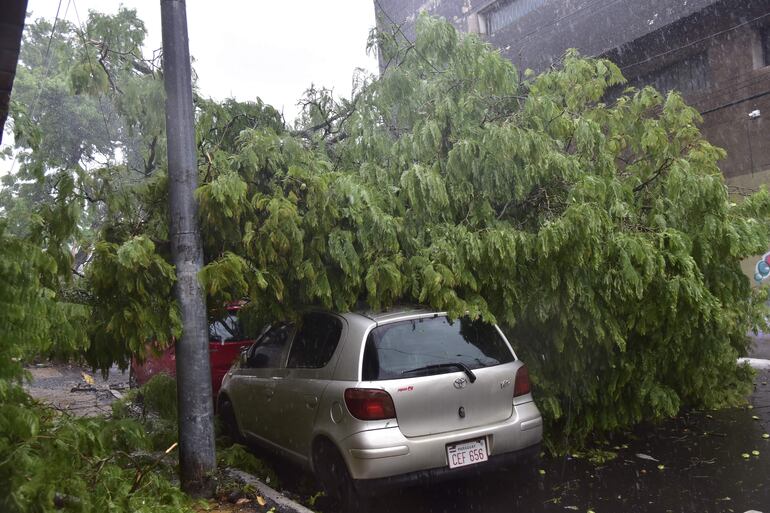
[218,396,244,444]
[313,440,368,513]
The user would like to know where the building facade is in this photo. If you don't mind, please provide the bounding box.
[374,0,770,188]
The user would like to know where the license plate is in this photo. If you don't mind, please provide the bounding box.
[446,438,488,469]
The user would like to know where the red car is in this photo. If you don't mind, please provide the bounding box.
[130,303,261,397]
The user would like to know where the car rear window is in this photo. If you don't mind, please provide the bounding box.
[362,316,514,381]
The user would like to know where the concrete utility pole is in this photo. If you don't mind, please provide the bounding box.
[160,0,216,495]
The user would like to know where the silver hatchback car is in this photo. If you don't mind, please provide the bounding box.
[218,307,542,508]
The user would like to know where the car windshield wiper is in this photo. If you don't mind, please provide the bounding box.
[401,362,477,383]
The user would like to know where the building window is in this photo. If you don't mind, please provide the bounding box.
[636,52,710,96]
[762,27,770,67]
[484,0,546,33]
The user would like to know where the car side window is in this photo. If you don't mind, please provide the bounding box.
[245,324,293,369]
[286,313,343,369]
[209,312,241,342]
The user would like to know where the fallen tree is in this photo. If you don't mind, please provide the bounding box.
[6,12,770,458]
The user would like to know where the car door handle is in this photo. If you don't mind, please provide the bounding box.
[264,389,275,398]
[305,396,318,408]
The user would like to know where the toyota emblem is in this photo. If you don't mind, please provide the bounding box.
[453,377,468,389]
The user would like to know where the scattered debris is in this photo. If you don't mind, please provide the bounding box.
[635,453,659,462]
[70,383,96,393]
[225,469,315,513]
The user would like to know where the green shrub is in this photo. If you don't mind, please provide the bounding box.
[218,444,277,486]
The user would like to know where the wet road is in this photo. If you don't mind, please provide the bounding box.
[23,335,770,512]
[356,345,770,513]
[364,372,770,513]
[24,363,129,416]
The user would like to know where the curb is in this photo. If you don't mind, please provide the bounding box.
[738,357,770,370]
[224,468,316,513]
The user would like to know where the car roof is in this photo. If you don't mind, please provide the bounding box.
[345,305,441,324]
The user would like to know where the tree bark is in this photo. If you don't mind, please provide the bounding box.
[159,0,216,496]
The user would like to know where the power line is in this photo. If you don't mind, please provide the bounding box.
[373,0,442,74]
[8,0,68,175]
[72,0,114,145]
[687,69,770,111]
[28,0,67,121]
[699,89,770,116]
[620,11,770,72]
[515,0,627,52]
[693,67,770,101]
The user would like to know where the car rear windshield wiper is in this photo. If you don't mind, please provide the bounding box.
[401,362,477,383]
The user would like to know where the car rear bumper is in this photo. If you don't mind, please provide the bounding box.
[338,400,543,482]
[354,442,540,494]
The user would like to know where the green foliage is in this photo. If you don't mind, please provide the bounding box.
[112,374,178,451]
[217,444,277,485]
[86,236,180,370]
[0,217,89,383]
[190,15,770,449]
[6,8,770,455]
[0,385,193,513]
[0,221,190,512]
[136,373,179,423]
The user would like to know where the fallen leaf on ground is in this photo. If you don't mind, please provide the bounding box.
[635,453,659,462]
[81,372,95,385]
[256,496,266,507]
[235,498,250,505]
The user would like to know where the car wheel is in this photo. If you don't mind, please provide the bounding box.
[218,397,244,444]
[313,440,367,513]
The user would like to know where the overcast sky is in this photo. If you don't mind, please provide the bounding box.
[1,1,379,174]
[26,0,379,117]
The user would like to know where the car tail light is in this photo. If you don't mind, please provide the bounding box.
[513,365,531,397]
[344,388,396,420]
